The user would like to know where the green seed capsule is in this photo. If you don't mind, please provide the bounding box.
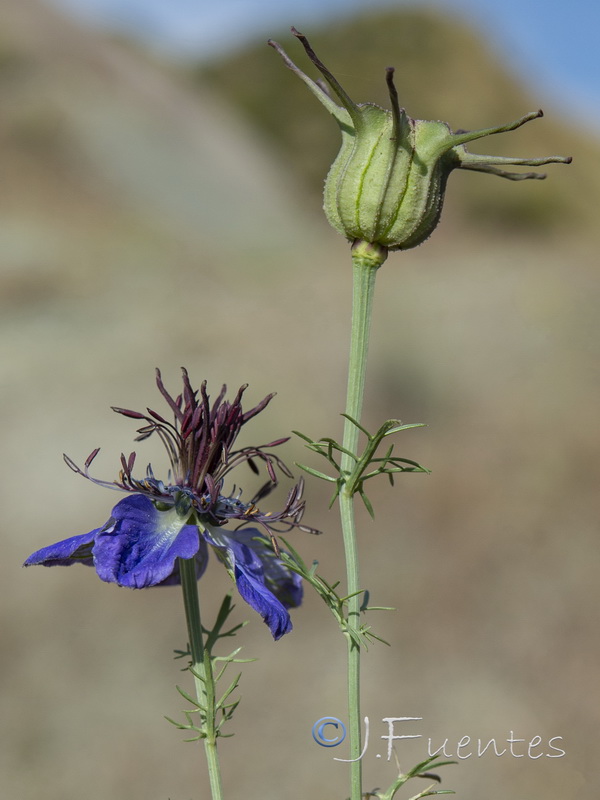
[269,28,572,253]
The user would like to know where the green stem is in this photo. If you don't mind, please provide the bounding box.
[339,241,387,800]
[179,557,224,800]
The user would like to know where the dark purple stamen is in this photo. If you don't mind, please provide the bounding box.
[65,369,320,550]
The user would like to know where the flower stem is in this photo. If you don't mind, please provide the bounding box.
[179,557,224,800]
[339,241,387,800]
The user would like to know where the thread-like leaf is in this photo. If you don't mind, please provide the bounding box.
[295,463,338,482]
[175,685,204,710]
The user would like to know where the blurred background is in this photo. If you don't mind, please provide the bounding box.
[1,0,598,798]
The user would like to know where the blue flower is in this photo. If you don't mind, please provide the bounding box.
[24,370,317,639]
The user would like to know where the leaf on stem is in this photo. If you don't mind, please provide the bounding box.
[294,417,428,516]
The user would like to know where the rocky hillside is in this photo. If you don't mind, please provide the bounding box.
[0,0,317,303]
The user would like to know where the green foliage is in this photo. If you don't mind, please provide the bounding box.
[374,755,456,800]
[166,594,254,741]
[294,415,429,516]
[278,536,392,649]
[283,417,427,648]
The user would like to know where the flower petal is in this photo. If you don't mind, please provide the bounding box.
[24,529,98,568]
[153,541,209,587]
[93,495,203,588]
[203,526,299,640]
[227,530,303,609]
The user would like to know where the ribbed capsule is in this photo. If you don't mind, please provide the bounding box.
[269,29,572,252]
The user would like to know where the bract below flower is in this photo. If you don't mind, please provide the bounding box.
[24,370,316,639]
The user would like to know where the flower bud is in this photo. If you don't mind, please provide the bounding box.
[269,29,572,253]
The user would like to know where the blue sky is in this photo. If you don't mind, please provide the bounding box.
[46,0,600,130]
